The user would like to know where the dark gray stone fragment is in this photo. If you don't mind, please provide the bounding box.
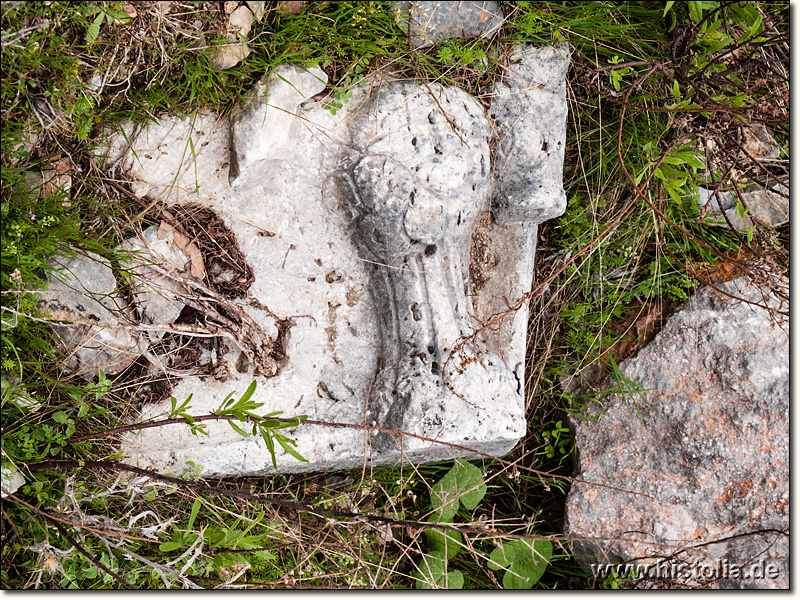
[394,1,503,48]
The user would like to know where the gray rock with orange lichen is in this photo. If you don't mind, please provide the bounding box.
[565,276,789,589]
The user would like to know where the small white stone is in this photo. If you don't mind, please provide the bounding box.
[129,180,151,198]
[228,5,254,35]
[1,462,26,498]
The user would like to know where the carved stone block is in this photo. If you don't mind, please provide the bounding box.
[101,47,570,477]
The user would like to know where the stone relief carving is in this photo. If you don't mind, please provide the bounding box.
[93,43,570,477]
[341,82,518,447]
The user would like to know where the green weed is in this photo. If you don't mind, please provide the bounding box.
[414,459,553,589]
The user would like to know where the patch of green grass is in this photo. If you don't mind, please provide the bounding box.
[530,0,788,423]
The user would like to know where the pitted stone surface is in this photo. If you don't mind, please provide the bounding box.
[100,49,570,477]
[472,42,570,389]
[565,277,788,589]
[342,82,519,449]
[490,43,570,224]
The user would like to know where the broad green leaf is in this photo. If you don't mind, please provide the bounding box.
[224,529,245,545]
[611,70,621,91]
[425,528,463,559]
[688,1,718,24]
[213,552,246,569]
[489,539,553,590]
[747,13,763,39]
[52,411,67,424]
[704,18,722,34]
[430,459,487,522]
[684,154,706,170]
[415,551,446,589]
[82,564,98,579]
[443,570,463,589]
[206,528,225,545]
[86,12,104,45]
[159,540,184,552]
[415,551,464,589]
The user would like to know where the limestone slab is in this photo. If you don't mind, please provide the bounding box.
[698,179,789,230]
[101,51,569,477]
[1,461,25,498]
[120,226,190,344]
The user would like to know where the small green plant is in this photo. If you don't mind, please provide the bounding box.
[167,380,308,471]
[435,40,487,67]
[77,1,134,45]
[607,55,632,92]
[168,393,209,437]
[538,419,573,460]
[638,141,705,205]
[415,459,486,589]
[213,380,308,470]
[158,498,277,576]
[320,57,368,115]
[414,459,552,589]
[599,565,642,589]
